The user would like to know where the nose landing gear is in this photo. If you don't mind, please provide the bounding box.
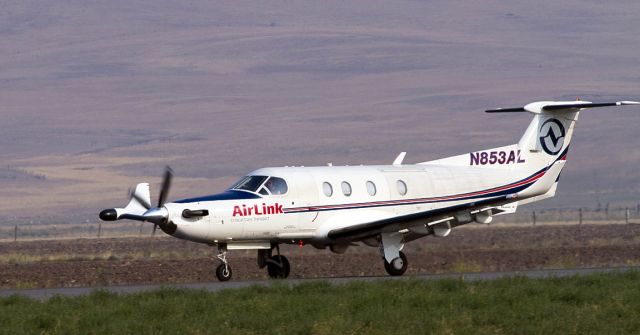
[215,246,232,281]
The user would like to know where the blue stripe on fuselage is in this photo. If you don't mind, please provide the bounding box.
[174,190,261,203]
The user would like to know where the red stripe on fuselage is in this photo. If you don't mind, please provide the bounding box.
[284,168,547,213]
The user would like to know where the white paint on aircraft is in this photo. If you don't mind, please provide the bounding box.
[99,100,639,281]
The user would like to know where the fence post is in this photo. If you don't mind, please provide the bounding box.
[97,223,102,238]
[579,208,583,225]
[532,211,536,226]
[626,208,630,224]
[14,225,17,242]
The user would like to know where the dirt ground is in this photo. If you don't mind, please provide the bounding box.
[1,223,640,289]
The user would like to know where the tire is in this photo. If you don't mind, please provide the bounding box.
[384,251,408,276]
[267,255,290,279]
[216,263,232,281]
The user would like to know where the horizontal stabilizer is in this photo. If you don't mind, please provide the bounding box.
[485,107,526,113]
[486,101,639,114]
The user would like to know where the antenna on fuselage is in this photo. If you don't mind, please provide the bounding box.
[393,152,406,166]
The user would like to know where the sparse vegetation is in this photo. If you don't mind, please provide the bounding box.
[0,250,209,265]
[450,260,483,273]
[3,224,640,289]
[2,272,640,334]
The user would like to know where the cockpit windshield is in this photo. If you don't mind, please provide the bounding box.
[231,175,288,195]
[231,175,268,192]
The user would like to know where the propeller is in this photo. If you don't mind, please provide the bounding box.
[152,166,173,235]
[158,167,173,208]
[99,166,176,236]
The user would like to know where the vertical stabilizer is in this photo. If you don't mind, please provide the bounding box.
[485,100,639,198]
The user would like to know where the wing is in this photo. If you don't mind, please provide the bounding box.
[327,196,514,242]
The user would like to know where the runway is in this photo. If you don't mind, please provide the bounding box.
[1,266,638,300]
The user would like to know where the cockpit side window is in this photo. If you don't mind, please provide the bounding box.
[264,177,288,195]
[229,176,250,189]
[232,175,269,192]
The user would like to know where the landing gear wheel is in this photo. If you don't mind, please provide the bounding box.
[384,251,408,276]
[267,255,290,279]
[216,263,232,281]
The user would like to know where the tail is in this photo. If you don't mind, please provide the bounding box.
[422,100,638,203]
[485,100,639,200]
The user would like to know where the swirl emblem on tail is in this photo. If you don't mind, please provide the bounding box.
[539,118,565,155]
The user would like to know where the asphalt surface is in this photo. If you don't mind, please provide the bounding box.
[1,266,638,300]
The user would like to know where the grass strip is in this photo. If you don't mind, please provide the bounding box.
[1,271,639,334]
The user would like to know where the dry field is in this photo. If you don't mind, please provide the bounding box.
[2,223,640,289]
[1,1,640,227]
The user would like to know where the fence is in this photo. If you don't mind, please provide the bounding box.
[492,205,639,226]
[1,205,639,242]
[0,221,161,242]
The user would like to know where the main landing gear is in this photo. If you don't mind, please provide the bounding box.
[380,233,408,276]
[258,244,290,279]
[384,251,407,276]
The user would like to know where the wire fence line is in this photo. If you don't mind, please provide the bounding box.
[1,205,639,242]
[493,205,640,226]
[0,221,160,242]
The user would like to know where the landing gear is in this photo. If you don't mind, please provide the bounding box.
[383,251,408,276]
[258,244,291,279]
[215,246,232,281]
[380,232,408,276]
[267,255,290,279]
[216,263,232,281]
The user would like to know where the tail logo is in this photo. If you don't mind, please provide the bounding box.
[539,118,565,155]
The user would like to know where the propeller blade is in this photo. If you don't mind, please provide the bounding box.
[158,166,173,207]
[153,224,157,236]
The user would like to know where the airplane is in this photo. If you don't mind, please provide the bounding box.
[100,99,639,281]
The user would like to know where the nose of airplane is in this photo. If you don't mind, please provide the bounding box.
[142,207,169,224]
[142,206,178,235]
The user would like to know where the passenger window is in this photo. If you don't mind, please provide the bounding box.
[264,177,288,195]
[323,182,333,197]
[366,181,376,196]
[341,182,352,196]
[397,180,407,196]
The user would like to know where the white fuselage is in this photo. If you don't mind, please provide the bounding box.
[165,156,555,245]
